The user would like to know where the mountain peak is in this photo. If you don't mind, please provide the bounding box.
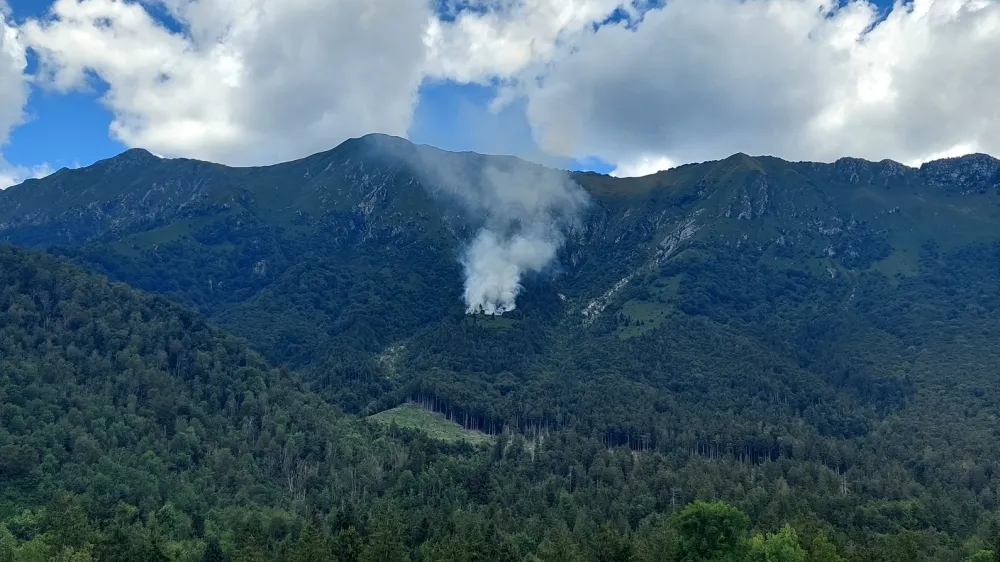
[922,152,999,167]
[96,148,161,173]
[109,147,158,160]
[338,133,414,153]
[717,152,765,174]
[356,132,410,144]
[919,152,1000,189]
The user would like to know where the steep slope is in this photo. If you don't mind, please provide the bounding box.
[0,245,409,555]
[3,137,1000,428]
[5,137,998,352]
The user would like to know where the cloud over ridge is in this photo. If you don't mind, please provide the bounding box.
[0,0,999,176]
[18,0,430,166]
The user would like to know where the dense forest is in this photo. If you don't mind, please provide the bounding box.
[3,137,1000,560]
[5,246,995,561]
[0,246,865,561]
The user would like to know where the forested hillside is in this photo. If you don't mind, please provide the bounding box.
[3,136,1000,559]
[0,245,865,561]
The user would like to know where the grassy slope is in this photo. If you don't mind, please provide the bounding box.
[369,403,492,445]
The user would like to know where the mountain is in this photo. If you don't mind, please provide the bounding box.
[0,241,856,561]
[4,135,1000,558]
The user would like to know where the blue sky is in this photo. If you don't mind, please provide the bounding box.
[5,46,617,174]
[6,0,123,171]
[4,0,620,173]
[3,0,992,186]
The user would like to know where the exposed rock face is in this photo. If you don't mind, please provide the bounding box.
[1,134,999,328]
[919,154,1000,193]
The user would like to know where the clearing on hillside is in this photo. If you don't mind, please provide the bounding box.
[369,403,493,445]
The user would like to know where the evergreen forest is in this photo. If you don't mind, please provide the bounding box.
[2,136,1000,560]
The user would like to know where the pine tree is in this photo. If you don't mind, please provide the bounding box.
[201,537,226,562]
[360,505,409,562]
[333,527,363,562]
[536,525,578,562]
[290,523,330,562]
[0,525,16,562]
[46,494,95,551]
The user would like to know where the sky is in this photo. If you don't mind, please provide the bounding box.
[0,0,998,189]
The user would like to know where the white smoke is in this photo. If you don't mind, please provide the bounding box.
[403,144,589,315]
[461,228,560,315]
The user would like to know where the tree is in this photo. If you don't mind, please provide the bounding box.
[201,537,226,562]
[0,525,17,562]
[94,519,169,562]
[746,525,807,562]
[360,505,409,562]
[675,501,749,562]
[535,525,579,562]
[289,523,330,562]
[886,530,923,562]
[988,515,1000,562]
[590,523,632,562]
[632,517,677,562]
[333,527,363,562]
[806,532,843,562]
[46,495,96,552]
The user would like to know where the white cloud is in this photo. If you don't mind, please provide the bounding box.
[0,4,31,187]
[516,0,1000,168]
[21,0,432,165]
[904,142,982,168]
[428,0,1000,169]
[0,6,26,136]
[0,162,53,190]
[610,154,674,177]
[425,0,628,83]
[5,0,1000,173]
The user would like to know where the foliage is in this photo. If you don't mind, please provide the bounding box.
[3,139,1000,559]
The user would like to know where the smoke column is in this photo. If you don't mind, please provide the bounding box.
[407,148,589,315]
[461,228,560,314]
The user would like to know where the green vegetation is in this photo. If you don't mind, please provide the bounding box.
[369,403,492,445]
[2,138,1000,559]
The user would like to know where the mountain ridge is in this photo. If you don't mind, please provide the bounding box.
[3,134,1000,332]
[9,132,999,195]
[5,134,998,259]
[4,134,1000,557]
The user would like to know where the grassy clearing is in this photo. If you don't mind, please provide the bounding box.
[615,299,670,339]
[873,248,920,280]
[614,273,680,339]
[369,403,492,445]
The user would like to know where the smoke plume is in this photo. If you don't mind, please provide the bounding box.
[405,146,589,315]
[461,228,559,315]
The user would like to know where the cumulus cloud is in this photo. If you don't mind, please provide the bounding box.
[425,0,628,83]
[0,7,25,137]
[3,0,999,176]
[0,162,54,190]
[518,0,1000,167]
[610,154,675,178]
[21,0,432,165]
[0,3,30,187]
[429,0,1000,169]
